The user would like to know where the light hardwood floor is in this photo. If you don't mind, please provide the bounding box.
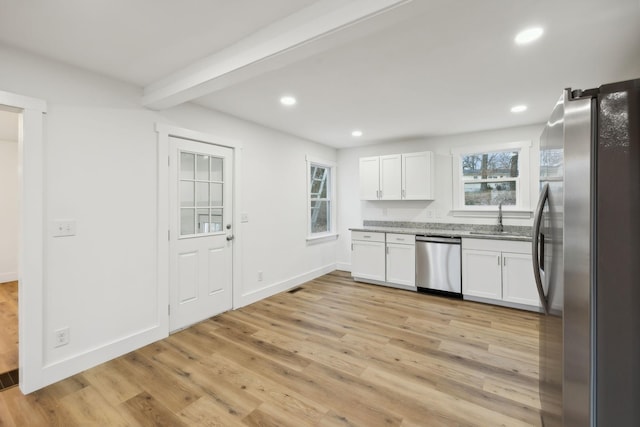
[0,281,18,374]
[0,271,543,426]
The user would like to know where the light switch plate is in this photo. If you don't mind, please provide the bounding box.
[52,220,76,237]
[241,213,249,223]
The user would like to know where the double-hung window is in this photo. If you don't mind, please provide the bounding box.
[452,141,532,215]
[306,156,337,240]
[462,150,519,206]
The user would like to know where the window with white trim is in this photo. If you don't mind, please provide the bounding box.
[462,150,519,206]
[452,141,532,214]
[306,157,336,239]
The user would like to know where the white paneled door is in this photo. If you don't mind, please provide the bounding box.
[169,136,233,332]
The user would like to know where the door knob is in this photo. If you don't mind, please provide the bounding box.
[226,235,234,241]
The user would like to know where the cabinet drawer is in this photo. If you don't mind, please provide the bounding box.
[462,238,531,254]
[386,233,415,245]
[352,231,385,243]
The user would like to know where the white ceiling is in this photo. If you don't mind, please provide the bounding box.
[0,0,318,86]
[1,0,639,148]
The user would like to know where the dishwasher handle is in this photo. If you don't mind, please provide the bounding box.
[416,236,461,244]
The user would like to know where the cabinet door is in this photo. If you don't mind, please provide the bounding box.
[359,156,380,200]
[386,243,416,287]
[379,154,402,200]
[502,252,541,307]
[351,241,386,281]
[402,152,433,200]
[462,249,502,300]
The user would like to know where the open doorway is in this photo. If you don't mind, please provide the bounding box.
[0,108,19,389]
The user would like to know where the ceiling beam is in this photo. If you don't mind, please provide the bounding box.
[142,0,413,110]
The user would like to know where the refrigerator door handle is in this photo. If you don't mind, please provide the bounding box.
[532,183,550,314]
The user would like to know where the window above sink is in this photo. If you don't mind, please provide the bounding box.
[451,141,533,218]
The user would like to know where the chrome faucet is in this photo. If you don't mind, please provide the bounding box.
[497,202,504,232]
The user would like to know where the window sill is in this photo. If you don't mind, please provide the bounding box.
[451,209,532,219]
[306,233,339,245]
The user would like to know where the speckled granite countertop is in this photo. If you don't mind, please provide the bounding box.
[350,221,532,242]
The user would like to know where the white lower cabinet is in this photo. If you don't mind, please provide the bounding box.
[351,231,386,281]
[462,249,502,299]
[351,231,416,290]
[385,233,415,287]
[462,238,540,311]
[501,252,541,306]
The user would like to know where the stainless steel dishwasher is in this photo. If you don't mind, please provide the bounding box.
[415,235,462,296]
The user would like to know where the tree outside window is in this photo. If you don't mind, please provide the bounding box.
[309,164,330,233]
[306,157,336,239]
[461,150,519,206]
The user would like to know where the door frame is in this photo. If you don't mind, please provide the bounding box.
[156,124,243,330]
[0,90,47,393]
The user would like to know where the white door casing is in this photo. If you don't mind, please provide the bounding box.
[169,136,233,332]
[0,91,46,393]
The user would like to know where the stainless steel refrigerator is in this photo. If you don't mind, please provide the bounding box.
[533,79,640,426]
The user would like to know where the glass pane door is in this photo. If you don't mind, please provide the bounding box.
[179,151,224,237]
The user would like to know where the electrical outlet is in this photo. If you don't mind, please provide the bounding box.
[241,212,249,223]
[258,271,263,281]
[52,220,76,237]
[54,327,70,347]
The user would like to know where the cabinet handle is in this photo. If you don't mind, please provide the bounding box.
[402,189,405,199]
[351,243,353,251]
[503,257,506,266]
[497,255,500,266]
[386,246,389,254]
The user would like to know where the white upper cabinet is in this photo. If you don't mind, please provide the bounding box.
[359,151,434,200]
[402,151,434,200]
[379,154,402,200]
[359,156,380,200]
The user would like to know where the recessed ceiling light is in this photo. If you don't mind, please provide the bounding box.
[515,27,543,45]
[351,130,363,137]
[280,95,297,106]
[511,105,528,113]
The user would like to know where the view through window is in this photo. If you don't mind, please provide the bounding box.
[309,163,331,234]
[461,150,519,206]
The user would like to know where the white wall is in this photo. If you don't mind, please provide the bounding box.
[0,134,19,283]
[336,124,543,270]
[159,103,338,304]
[0,43,337,390]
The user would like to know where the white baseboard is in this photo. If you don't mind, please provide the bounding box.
[335,262,351,272]
[237,263,336,308]
[22,264,339,393]
[22,324,167,394]
[0,272,18,283]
